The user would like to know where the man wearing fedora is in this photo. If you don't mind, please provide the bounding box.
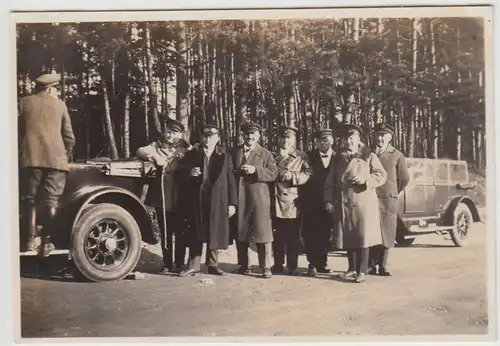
[18,73,75,256]
[302,128,336,276]
[177,124,237,277]
[271,126,312,276]
[230,122,278,279]
[368,123,410,276]
[136,119,191,274]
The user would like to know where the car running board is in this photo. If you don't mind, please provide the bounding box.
[20,249,70,256]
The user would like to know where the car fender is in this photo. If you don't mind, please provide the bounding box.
[442,195,481,225]
[68,185,160,251]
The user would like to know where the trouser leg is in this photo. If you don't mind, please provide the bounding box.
[157,208,173,269]
[187,241,203,271]
[167,212,186,268]
[356,247,369,274]
[273,220,286,268]
[368,246,379,268]
[236,241,249,268]
[379,246,389,269]
[205,247,218,268]
[285,219,300,270]
[347,249,355,271]
[257,242,272,269]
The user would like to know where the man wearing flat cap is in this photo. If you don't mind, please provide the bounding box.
[18,73,75,256]
[367,123,410,276]
[271,126,312,275]
[137,118,191,274]
[301,128,336,276]
[176,124,237,277]
[324,124,387,283]
[230,122,278,279]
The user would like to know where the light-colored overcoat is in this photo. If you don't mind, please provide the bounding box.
[324,143,387,249]
[230,143,278,244]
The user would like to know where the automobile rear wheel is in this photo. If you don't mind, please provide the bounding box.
[71,203,142,282]
[449,202,472,247]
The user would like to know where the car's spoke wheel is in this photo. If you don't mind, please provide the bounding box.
[449,202,472,247]
[71,203,142,282]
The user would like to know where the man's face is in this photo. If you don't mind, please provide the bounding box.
[374,131,392,148]
[163,128,182,145]
[279,134,296,151]
[202,133,219,148]
[242,130,260,147]
[316,135,333,152]
[342,133,360,152]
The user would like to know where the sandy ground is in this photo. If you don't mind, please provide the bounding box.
[18,222,490,339]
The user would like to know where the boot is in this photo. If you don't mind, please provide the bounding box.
[25,203,38,251]
[40,206,57,257]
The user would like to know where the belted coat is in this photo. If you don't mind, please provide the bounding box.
[324,143,387,249]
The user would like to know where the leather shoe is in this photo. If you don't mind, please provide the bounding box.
[288,268,299,276]
[355,273,366,283]
[366,266,378,275]
[207,266,224,276]
[232,266,252,274]
[339,270,357,279]
[307,266,317,277]
[379,268,392,276]
[159,266,172,274]
[178,268,199,277]
[262,267,272,279]
[317,267,331,274]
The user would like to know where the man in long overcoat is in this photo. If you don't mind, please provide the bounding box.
[136,119,191,273]
[324,124,387,283]
[18,73,75,256]
[368,123,410,276]
[230,122,278,279]
[302,128,336,276]
[271,126,312,275]
[177,125,237,277]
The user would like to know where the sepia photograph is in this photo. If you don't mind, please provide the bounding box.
[10,5,495,342]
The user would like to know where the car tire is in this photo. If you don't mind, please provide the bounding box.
[71,203,142,282]
[450,202,472,247]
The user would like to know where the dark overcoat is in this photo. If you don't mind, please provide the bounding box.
[18,91,75,171]
[324,144,387,249]
[179,144,237,250]
[230,143,278,244]
[375,144,410,248]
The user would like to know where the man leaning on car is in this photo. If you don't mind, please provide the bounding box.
[136,119,191,274]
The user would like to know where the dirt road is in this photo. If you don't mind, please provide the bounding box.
[19,223,490,338]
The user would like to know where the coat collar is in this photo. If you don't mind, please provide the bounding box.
[242,143,263,157]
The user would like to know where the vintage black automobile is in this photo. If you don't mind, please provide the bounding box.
[18,158,163,282]
[395,158,482,247]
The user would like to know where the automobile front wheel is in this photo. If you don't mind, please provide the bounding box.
[71,203,142,282]
[449,202,472,247]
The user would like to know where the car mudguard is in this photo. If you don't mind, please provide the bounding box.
[67,185,161,252]
[442,195,481,225]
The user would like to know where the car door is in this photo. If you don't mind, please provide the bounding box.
[402,158,436,216]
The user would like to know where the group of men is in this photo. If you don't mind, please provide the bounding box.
[136,117,410,283]
[18,73,410,283]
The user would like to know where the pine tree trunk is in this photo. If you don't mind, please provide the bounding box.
[145,22,162,136]
[176,21,190,139]
[101,70,119,159]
